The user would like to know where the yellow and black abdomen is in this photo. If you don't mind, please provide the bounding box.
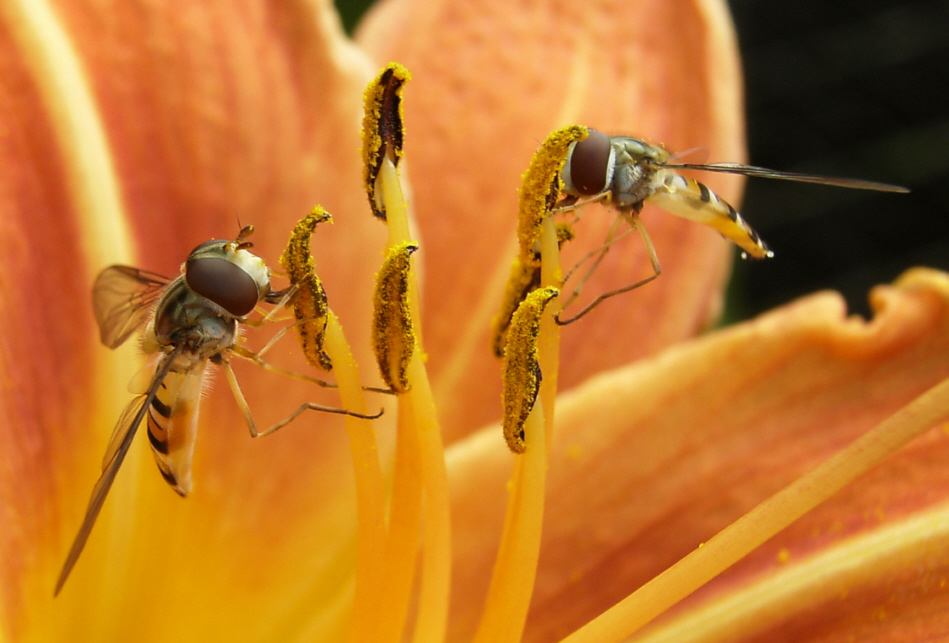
[648,169,773,259]
[145,363,207,496]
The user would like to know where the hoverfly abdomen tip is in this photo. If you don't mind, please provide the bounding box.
[566,128,612,196]
[741,246,774,260]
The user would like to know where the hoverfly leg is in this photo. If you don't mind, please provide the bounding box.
[221,357,259,436]
[262,283,298,310]
[253,403,384,438]
[220,355,383,439]
[243,283,300,326]
[558,214,632,314]
[249,321,296,361]
[231,342,338,389]
[552,191,610,216]
[556,217,661,325]
[233,316,394,395]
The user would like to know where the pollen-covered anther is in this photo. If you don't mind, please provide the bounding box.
[501,286,559,453]
[491,223,573,357]
[517,125,588,266]
[362,62,411,220]
[372,241,419,393]
[279,206,334,371]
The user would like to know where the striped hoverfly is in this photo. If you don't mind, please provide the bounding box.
[55,225,377,595]
[555,128,909,323]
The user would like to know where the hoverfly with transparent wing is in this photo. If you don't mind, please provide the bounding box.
[55,226,380,595]
[554,128,910,323]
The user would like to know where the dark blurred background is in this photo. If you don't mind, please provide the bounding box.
[725,0,948,320]
[337,0,949,320]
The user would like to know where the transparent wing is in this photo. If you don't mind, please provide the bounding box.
[92,266,171,349]
[666,161,910,193]
[54,349,179,596]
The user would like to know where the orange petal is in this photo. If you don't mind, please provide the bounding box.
[357,0,746,439]
[636,501,949,643]
[446,268,949,641]
[0,1,112,628]
[1,1,389,639]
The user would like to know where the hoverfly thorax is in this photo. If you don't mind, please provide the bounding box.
[561,129,671,211]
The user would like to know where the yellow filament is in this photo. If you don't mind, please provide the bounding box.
[537,217,563,446]
[564,376,949,642]
[406,355,451,643]
[321,313,387,643]
[372,152,451,642]
[372,400,423,640]
[472,402,548,643]
[634,500,949,643]
[474,216,563,642]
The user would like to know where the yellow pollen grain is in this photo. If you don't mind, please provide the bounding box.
[279,207,334,371]
[361,62,411,221]
[517,125,587,265]
[371,242,418,394]
[500,286,559,453]
[490,256,538,358]
[491,223,573,358]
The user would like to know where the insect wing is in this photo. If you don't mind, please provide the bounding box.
[54,349,179,596]
[666,162,910,193]
[93,266,170,349]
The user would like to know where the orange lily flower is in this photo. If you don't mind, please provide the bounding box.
[1,1,946,642]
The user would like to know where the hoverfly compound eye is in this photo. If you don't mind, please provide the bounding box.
[568,129,613,196]
[185,256,261,316]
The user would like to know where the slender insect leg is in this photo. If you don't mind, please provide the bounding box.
[234,315,395,394]
[261,283,298,316]
[249,321,299,360]
[253,403,384,438]
[231,340,338,389]
[551,191,610,215]
[220,355,384,438]
[556,217,662,325]
[231,336,393,395]
[244,283,300,326]
[559,214,632,313]
[221,358,259,436]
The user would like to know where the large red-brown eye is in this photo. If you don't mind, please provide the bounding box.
[185,257,260,316]
[570,129,612,196]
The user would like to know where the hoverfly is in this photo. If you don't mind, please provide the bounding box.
[555,128,909,323]
[55,226,376,595]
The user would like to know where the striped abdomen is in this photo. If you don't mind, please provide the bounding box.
[146,362,207,496]
[647,169,772,259]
